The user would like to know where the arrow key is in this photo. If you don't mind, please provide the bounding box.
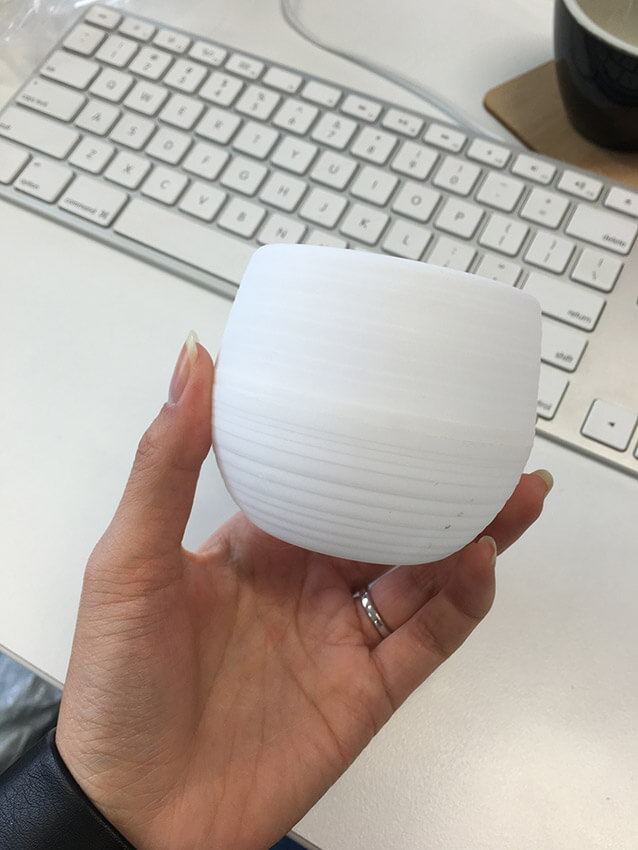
[581,399,637,451]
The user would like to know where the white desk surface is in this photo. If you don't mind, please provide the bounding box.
[1,2,637,848]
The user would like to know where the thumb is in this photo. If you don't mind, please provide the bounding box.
[102,332,214,567]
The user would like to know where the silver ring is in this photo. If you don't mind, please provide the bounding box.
[358,586,392,639]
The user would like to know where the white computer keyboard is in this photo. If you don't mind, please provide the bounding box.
[1,4,638,478]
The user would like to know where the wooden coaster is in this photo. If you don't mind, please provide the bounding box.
[484,60,638,188]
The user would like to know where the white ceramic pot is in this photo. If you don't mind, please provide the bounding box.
[212,245,541,566]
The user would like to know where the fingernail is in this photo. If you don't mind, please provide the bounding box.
[478,535,497,567]
[168,331,199,404]
[531,468,554,497]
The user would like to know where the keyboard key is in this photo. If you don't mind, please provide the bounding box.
[96,35,139,67]
[75,99,120,135]
[466,138,510,168]
[41,50,100,89]
[89,68,133,102]
[424,123,466,152]
[189,41,226,67]
[557,169,602,201]
[511,153,555,184]
[540,317,587,371]
[391,141,438,180]
[382,219,431,260]
[182,142,228,180]
[163,59,208,94]
[299,188,347,228]
[0,139,29,183]
[218,197,265,237]
[382,108,423,137]
[257,214,306,244]
[565,204,638,254]
[537,364,568,419]
[114,198,255,281]
[68,137,114,173]
[523,271,605,331]
[15,157,73,202]
[271,135,317,174]
[104,150,150,188]
[341,94,381,122]
[226,54,264,79]
[141,166,188,204]
[145,126,191,164]
[110,112,156,149]
[195,107,241,144]
[0,106,79,159]
[475,253,521,285]
[310,151,357,190]
[571,249,622,292]
[475,171,524,212]
[302,81,341,107]
[18,78,85,122]
[64,24,106,55]
[85,4,122,29]
[58,174,126,225]
[350,166,398,205]
[340,203,388,244]
[478,213,528,256]
[350,127,397,165]
[604,186,638,217]
[233,121,279,159]
[153,28,191,54]
[391,181,440,222]
[273,99,318,135]
[178,182,226,221]
[235,85,281,121]
[124,81,168,115]
[128,46,173,80]
[263,67,302,94]
[435,197,483,239]
[260,172,306,211]
[427,236,475,271]
[159,93,204,129]
[581,400,637,450]
[520,188,570,228]
[119,17,156,42]
[524,231,574,274]
[311,113,356,148]
[220,156,268,195]
[306,230,347,248]
[432,155,481,196]
[199,72,243,106]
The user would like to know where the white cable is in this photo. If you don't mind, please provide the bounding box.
[280,0,502,139]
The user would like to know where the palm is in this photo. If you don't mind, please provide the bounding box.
[108,508,511,850]
[129,517,394,850]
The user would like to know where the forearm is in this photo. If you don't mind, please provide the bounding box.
[0,728,135,850]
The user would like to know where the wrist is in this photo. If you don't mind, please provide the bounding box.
[0,728,136,849]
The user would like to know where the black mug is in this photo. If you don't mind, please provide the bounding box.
[554,0,638,150]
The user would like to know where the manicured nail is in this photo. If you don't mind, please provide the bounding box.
[169,331,199,404]
[478,535,497,567]
[531,468,554,496]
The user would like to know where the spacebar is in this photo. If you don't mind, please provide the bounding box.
[113,198,255,284]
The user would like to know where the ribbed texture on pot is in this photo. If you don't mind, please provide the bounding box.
[213,245,540,565]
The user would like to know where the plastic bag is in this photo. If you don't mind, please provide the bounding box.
[0,0,130,79]
[0,653,61,774]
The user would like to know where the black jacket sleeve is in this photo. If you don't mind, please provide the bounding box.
[0,728,135,849]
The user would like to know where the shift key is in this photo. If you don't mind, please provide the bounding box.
[0,105,79,159]
[523,272,605,331]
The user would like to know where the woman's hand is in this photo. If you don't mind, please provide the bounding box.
[56,337,551,850]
